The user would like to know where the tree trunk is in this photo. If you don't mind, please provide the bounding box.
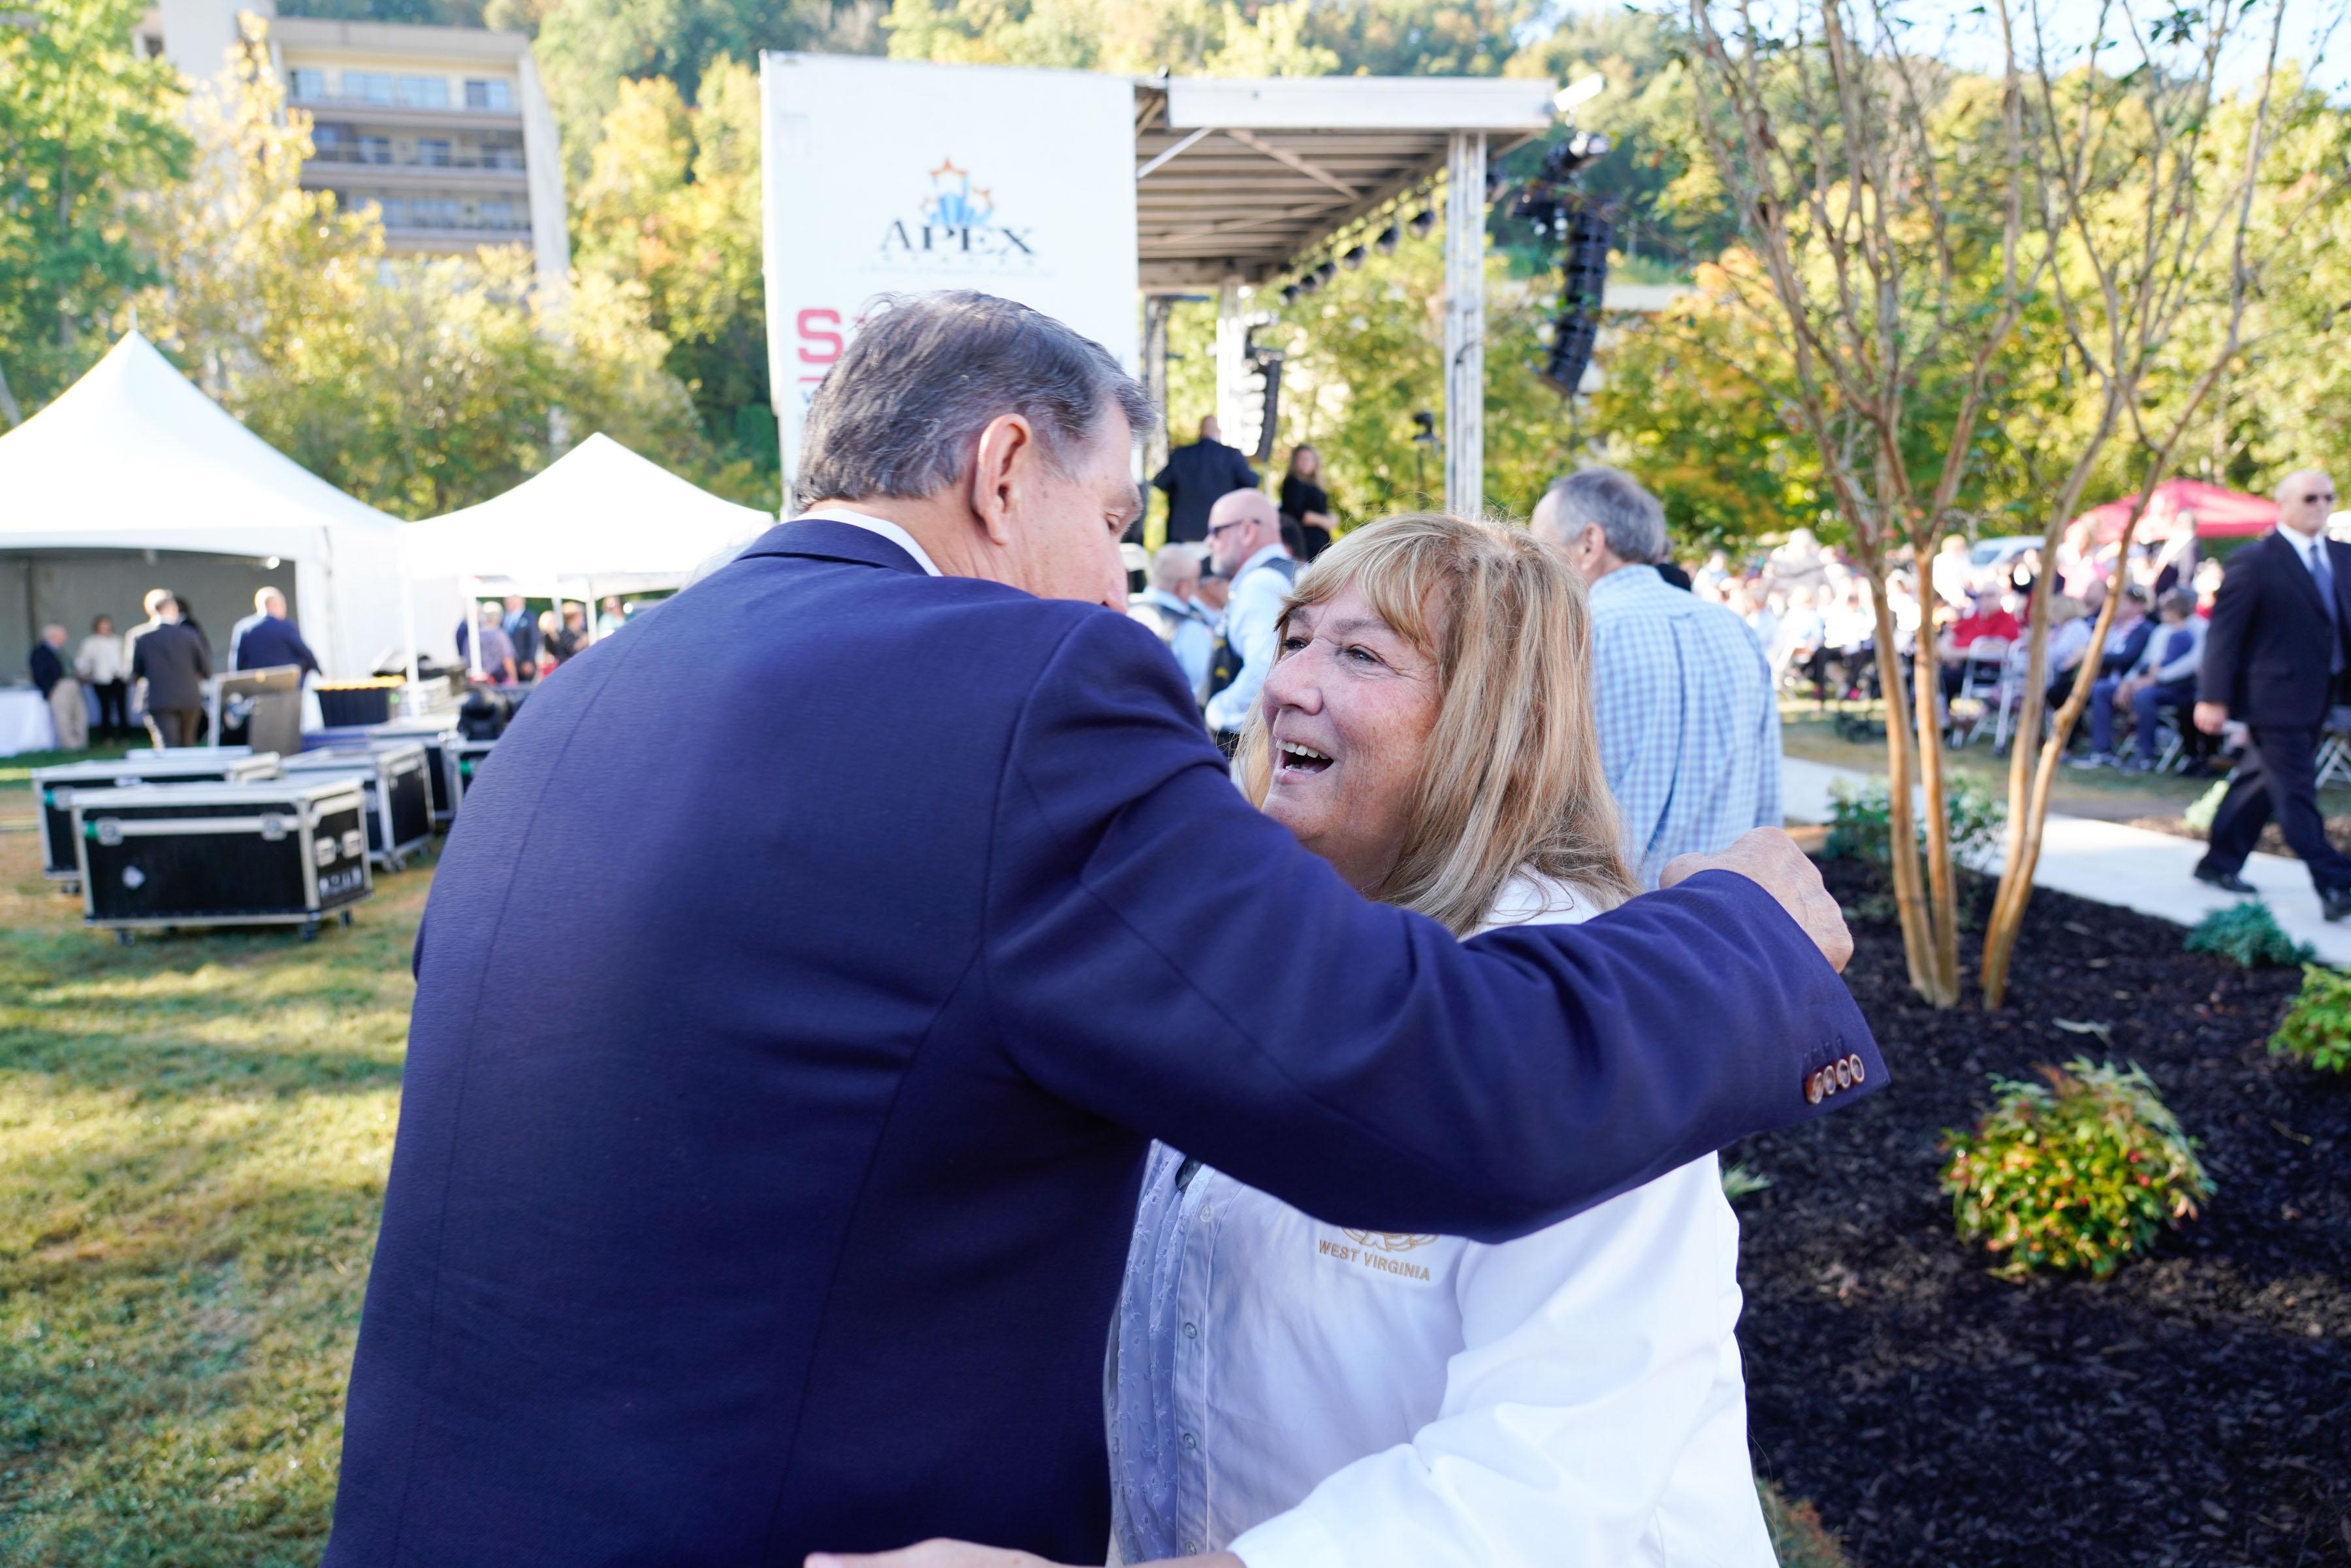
[1910,624,1962,1006]
[1865,568,1936,996]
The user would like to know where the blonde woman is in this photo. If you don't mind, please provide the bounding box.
[814,515,1780,1568]
[1096,513,1776,1567]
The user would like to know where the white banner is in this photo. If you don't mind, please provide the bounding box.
[760,54,1140,496]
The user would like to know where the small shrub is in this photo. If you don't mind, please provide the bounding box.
[2270,963,2351,1072]
[1721,1160,1774,1202]
[2183,899,2312,968]
[1938,1058,2212,1280]
[2182,777,2230,836]
[1823,775,2005,868]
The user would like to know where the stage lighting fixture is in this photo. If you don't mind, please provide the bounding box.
[1313,260,1337,287]
[1281,283,1301,305]
[1341,246,1366,270]
[1375,223,1400,253]
[1409,207,1436,237]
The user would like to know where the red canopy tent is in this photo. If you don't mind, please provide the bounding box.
[2065,477,2277,552]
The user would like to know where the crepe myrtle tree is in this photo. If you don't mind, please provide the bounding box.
[1979,0,2305,1008]
[1678,0,2039,1006]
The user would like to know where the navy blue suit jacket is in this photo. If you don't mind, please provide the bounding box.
[327,520,1879,1565]
[2200,528,2351,728]
[230,613,321,676]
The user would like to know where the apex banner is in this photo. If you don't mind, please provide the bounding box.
[760,54,1140,494]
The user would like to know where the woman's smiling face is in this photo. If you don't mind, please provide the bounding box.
[1258,584,1445,895]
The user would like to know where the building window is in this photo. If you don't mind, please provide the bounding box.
[357,135,392,165]
[464,78,514,111]
[345,71,396,104]
[397,74,450,109]
[477,135,524,170]
[417,138,452,167]
[289,67,325,101]
[312,123,354,161]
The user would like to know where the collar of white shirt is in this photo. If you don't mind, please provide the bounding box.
[790,506,945,577]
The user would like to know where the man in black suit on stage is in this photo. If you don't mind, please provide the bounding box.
[2195,468,2351,916]
[1151,414,1258,544]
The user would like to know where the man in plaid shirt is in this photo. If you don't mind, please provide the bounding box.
[1533,468,1782,887]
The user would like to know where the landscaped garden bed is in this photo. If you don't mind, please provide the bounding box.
[1733,857,2351,1567]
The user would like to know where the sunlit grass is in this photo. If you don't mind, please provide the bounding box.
[0,810,424,1567]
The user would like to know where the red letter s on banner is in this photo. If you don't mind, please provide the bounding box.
[797,308,844,366]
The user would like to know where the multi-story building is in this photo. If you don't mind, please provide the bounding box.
[138,0,570,293]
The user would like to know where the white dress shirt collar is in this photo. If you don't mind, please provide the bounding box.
[791,506,944,577]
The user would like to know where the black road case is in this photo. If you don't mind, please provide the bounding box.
[70,778,372,941]
[280,743,432,871]
[33,752,284,885]
[308,714,464,829]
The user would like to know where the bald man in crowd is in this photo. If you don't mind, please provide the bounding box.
[229,587,321,676]
[1199,487,1294,748]
[2195,468,2351,917]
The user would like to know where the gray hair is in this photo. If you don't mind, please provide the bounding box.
[1149,543,1202,593]
[794,291,1156,510]
[1542,467,1668,565]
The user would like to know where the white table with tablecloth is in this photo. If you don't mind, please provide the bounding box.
[0,686,60,756]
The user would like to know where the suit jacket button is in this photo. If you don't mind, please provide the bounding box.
[1805,1071,1825,1104]
[1835,1058,1853,1089]
[1848,1054,1866,1084]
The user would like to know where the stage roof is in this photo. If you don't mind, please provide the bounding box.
[1132,75,1556,288]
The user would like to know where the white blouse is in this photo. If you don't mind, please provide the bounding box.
[1106,872,1776,1568]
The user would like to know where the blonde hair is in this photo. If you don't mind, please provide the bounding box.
[1234,512,1638,935]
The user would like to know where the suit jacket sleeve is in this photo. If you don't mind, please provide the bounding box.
[2199,549,2256,707]
[984,611,1879,1244]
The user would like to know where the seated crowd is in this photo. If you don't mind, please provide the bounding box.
[1680,527,2233,773]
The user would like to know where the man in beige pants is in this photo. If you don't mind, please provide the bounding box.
[33,625,87,750]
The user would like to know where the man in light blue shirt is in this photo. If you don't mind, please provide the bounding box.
[1533,468,1781,887]
[1202,488,1294,742]
[1128,545,1219,700]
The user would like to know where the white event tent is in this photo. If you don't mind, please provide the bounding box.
[400,432,775,674]
[0,332,406,679]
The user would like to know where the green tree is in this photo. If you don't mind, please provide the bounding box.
[528,0,882,174]
[0,0,189,419]
[573,58,775,497]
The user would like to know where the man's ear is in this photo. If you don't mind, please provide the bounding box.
[968,413,1038,549]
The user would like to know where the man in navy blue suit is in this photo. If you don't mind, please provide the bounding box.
[326,291,1879,1568]
[227,587,322,676]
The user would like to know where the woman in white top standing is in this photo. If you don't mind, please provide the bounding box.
[815,513,1780,1568]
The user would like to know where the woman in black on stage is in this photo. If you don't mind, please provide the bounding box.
[1279,443,1336,562]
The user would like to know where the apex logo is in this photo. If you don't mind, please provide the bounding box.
[880,157,1038,268]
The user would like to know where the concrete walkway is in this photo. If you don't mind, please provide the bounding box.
[1783,756,2351,965]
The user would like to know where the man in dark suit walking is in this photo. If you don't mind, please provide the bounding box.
[129,594,211,748]
[325,291,1877,1568]
[1151,413,1258,543]
[2196,468,2351,916]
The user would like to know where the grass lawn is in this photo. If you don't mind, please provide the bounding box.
[0,777,428,1565]
[0,756,1856,1565]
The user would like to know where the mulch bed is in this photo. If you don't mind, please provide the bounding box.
[1731,858,2351,1568]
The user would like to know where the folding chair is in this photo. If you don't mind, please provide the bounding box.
[1945,637,2011,748]
[2317,707,2351,790]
